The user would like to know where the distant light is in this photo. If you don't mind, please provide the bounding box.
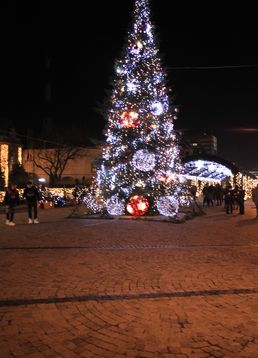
[38,178,46,183]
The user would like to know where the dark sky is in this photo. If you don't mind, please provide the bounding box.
[0,1,258,169]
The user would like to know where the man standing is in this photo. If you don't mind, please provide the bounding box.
[224,185,234,214]
[236,187,245,215]
[23,181,41,224]
[252,184,258,218]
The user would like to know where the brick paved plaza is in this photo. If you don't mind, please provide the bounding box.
[1,203,258,358]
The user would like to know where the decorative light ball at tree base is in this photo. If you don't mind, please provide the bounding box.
[120,111,139,128]
[156,196,179,218]
[106,195,125,216]
[126,195,149,216]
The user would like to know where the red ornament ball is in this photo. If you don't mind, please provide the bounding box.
[126,195,149,216]
[120,111,139,128]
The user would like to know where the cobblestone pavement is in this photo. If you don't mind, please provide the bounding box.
[1,203,258,357]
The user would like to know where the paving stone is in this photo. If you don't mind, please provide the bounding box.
[1,203,258,356]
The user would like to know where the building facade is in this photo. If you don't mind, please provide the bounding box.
[23,146,102,185]
[179,131,218,157]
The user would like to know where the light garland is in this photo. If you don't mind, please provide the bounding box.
[184,160,233,180]
[0,144,9,187]
[18,147,22,165]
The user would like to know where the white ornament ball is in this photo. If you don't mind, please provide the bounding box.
[156,196,179,217]
[106,196,125,216]
[84,194,104,214]
[132,149,156,172]
[151,101,164,116]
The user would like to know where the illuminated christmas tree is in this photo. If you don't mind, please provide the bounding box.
[97,0,182,217]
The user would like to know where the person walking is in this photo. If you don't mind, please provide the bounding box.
[4,184,20,226]
[23,181,41,224]
[252,184,258,218]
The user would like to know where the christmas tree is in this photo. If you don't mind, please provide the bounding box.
[97,0,182,217]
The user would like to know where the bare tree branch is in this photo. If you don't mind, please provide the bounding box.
[33,147,82,185]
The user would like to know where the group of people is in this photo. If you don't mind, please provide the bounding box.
[202,183,224,207]
[223,185,245,215]
[202,182,258,217]
[3,181,40,226]
[202,183,245,214]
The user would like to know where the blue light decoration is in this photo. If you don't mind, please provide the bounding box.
[53,196,66,208]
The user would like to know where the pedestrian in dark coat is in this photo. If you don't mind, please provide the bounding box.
[252,184,258,218]
[236,187,245,215]
[23,181,41,224]
[224,186,234,214]
[4,184,19,226]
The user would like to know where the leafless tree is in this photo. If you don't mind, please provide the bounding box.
[33,146,82,186]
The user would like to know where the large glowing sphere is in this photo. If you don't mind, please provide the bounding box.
[120,111,139,128]
[106,195,125,216]
[84,194,104,214]
[132,149,156,172]
[126,195,149,216]
[156,196,179,217]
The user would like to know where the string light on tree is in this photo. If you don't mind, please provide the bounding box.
[96,0,182,217]
[127,81,139,93]
[132,149,156,172]
[151,101,164,116]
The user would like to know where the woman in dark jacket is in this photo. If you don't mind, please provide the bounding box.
[4,184,20,226]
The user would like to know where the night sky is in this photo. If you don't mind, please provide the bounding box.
[0,1,258,169]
